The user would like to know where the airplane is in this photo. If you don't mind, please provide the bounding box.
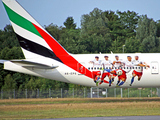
[0,0,160,88]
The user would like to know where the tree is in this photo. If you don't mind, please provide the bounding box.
[0,25,19,50]
[136,15,158,52]
[111,36,127,53]
[117,10,139,38]
[125,37,142,53]
[64,17,76,29]
[2,74,17,90]
[0,47,24,60]
[24,77,37,90]
[80,8,111,53]
[58,29,82,53]
[156,20,160,37]
[80,33,112,53]
[104,10,121,41]
[81,8,109,35]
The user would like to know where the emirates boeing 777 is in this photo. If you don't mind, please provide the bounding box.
[0,0,160,88]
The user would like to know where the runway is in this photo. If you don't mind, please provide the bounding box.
[32,116,160,120]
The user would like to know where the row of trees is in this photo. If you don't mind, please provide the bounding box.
[0,8,160,90]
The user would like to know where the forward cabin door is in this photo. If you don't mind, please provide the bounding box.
[151,61,159,74]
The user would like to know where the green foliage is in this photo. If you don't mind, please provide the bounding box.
[0,47,24,59]
[80,8,112,53]
[104,10,121,40]
[111,36,126,53]
[117,10,139,37]
[64,17,76,29]
[81,8,108,36]
[136,15,158,52]
[156,20,160,37]
[2,74,17,90]
[0,25,19,50]
[125,37,142,53]
[58,29,81,53]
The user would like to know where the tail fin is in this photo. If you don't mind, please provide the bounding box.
[2,0,93,79]
[2,0,67,62]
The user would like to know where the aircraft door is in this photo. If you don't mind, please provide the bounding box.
[151,61,159,74]
[77,62,86,75]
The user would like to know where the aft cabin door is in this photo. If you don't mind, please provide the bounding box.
[151,61,159,74]
[77,62,86,75]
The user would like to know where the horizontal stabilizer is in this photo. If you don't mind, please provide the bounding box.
[0,60,8,64]
[11,60,58,69]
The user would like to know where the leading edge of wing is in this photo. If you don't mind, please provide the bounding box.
[10,60,58,69]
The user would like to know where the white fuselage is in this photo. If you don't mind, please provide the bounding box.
[3,53,160,88]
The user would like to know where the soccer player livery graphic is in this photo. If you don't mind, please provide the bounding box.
[112,55,124,86]
[114,56,134,87]
[100,56,113,86]
[89,55,150,87]
[113,55,123,68]
[130,55,150,86]
[110,69,127,87]
[89,56,101,86]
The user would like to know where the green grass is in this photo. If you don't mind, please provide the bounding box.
[1,97,160,105]
[0,98,160,119]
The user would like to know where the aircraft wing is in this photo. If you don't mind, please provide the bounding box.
[10,60,58,69]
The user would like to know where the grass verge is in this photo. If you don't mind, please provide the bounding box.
[0,97,160,105]
[0,98,160,119]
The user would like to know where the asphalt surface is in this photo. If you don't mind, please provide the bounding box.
[31,116,160,120]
